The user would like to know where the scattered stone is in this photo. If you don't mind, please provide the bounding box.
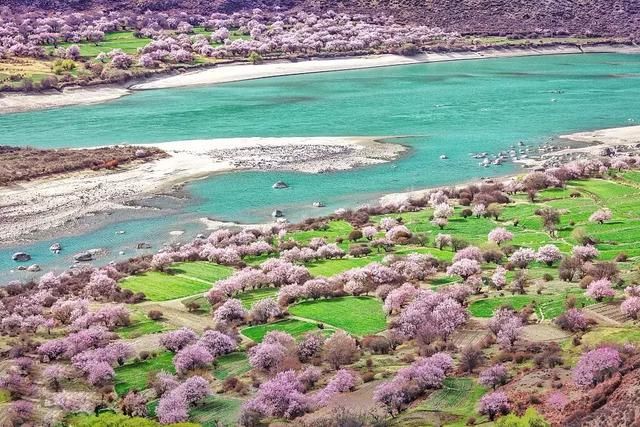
[272,181,289,189]
[272,209,284,218]
[116,230,126,235]
[12,252,31,262]
[135,149,147,158]
[600,147,616,157]
[312,201,326,207]
[169,230,185,236]
[26,264,41,272]
[196,234,206,239]
[17,266,26,271]
[119,251,126,255]
[49,243,62,253]
[137,242,152,249]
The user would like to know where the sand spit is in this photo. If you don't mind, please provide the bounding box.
[0,86,130,115]
[4,45,639,115]
[559,125,640,148]
[131,47,579,90]
[379,124,640,206]
[0,136,405,244]
[132,45,640,90]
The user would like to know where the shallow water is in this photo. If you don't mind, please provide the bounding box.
[1,53,640,275]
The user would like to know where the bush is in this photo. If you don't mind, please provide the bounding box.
[148,310,163,320]
[362,371,375,382]
[615,253,629,262]
[362,335,391,354]
[348,230,363,242]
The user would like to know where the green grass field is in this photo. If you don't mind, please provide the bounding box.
[237,288,279,309]
[288,296,386,336]
[394,377,487,427]
[119,271,214,301]
[288,220,353,245]
[469,292,593,319]
[189,395,243,427]
[116,312,168,339]
[168,262,233,283]
[114,352,174,396]
[306,255,381,276]
[55,31,152,57]
[241,318,325,342]
[213,352,251,380]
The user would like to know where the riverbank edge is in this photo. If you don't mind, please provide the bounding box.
[0,136,407,247]
[378,125,640,206]
[2,44,639,114]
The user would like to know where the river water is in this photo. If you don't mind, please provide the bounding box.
[1,53,639,276]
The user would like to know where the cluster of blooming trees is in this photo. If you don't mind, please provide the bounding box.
[373,352,453,415]
[572,347,622,388]
[0,6,458,81]
[238,329,359,423]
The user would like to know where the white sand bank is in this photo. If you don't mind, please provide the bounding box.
[0,87,130,115]
[132,47,586,90]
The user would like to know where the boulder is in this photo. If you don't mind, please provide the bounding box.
[49,243,62,253]
[26,264,41,272]
[12,252,31,262]
[73,252,93,262]
[272,209,284,218]
[272,181,289,189]
[600,147,616,157]
[137,242,152,249]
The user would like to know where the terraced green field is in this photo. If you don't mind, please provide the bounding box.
[288,296,386,336]
[469,292,594,319]
[237,288,279,309]
[189,395,243,427]
[169,262,234,283]
[394,377,487,427]
[288,220,353,245]
[119,271,212,301]
[114,352,174,396]
[241,318,324,342]
[56,31,152,57]
[116,312,168,339]
[213,352,251,380]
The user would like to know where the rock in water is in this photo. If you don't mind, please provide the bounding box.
[12,252,31,262]
[73,252,93,262]
[272,181,289,189]
[136,242,152,249]
[27,264,41,272]
[50,243,62,253]
[272,209,284,218]
[312,201,326,207]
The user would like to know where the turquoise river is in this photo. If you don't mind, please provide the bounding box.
[1,53,640,275]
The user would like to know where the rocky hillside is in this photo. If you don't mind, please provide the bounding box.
[5,0,640,36]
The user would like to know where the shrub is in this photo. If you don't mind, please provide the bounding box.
[148,310,163,320]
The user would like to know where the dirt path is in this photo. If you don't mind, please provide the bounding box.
[138,300,215,333]
[120,332,163,353]
[521,323,571,342]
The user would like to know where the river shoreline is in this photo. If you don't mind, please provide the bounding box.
[379,125,640,206]
[1,44,639,115]
[0,136,405,246]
